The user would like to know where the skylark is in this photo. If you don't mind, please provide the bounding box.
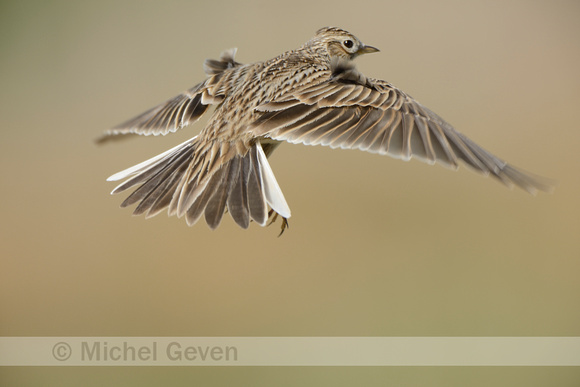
[101,27,553,233]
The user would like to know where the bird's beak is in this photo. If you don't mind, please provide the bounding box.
[357,45,380,56]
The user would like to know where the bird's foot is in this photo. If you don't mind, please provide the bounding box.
[267,209,289,237]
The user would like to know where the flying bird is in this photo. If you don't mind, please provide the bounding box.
[100,27,553,234]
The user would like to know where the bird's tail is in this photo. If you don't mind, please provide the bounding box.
[107,137,291,231]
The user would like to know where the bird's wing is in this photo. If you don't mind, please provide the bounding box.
[251,59,554,194]
[96,49,242,144]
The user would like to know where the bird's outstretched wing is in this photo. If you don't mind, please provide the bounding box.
[252,59,554,194]
[96,49,242,144]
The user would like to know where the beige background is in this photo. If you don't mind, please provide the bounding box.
[1,0,579,385]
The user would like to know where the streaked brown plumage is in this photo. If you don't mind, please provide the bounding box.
[101,27,554,233]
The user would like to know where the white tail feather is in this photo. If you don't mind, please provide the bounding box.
[107,137,196,184]
[256,143,291,218]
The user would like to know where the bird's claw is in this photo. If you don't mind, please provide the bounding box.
[268,209,289,236]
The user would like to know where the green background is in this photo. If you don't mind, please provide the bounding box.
[1,0,579,385]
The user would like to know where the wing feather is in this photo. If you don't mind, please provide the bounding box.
[97,86,209,143]
[281,109,343,144]
[339,109,380,149]
[97,49,244,143]
[382,112,404,158]
[251,63,553,193]
[300,109,353,146]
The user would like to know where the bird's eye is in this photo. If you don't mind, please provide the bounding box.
[343,40,354,49]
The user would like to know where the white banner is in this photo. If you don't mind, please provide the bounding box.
[1,337,579,366]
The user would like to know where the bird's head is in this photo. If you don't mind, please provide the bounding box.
[311,27,379,60]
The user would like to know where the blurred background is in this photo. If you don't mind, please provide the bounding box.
[1,0,579,385]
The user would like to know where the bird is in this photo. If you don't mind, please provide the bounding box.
[100,27,554,234]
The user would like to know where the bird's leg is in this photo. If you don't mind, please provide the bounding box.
[267,209,289,236]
